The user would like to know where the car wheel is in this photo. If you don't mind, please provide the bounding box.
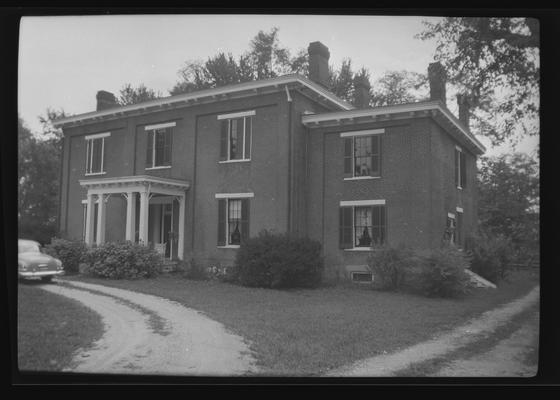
[41,276,53,283]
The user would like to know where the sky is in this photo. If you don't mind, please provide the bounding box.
[18,14,539,157]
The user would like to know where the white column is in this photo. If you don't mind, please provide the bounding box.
[96,193,106,245]
[84,193,95,246]
[138,190,149,245]
[177,194,186,260]
[125,192,137,242]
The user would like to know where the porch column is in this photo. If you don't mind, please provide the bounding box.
[138,190,149,245]
[125,191,137,242]
[84,192,95,246]
[96,193,107,245]
[177,194,186,260]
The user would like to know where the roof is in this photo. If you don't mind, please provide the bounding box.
[301,100,486,155]
[52,74,355,128]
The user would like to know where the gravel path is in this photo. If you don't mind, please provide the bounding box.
[325,285,540,377]
[41,280,258,376]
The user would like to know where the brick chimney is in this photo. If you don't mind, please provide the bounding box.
[96,90,118,111]
[353,74,371,109]
[456,94,472,129]
[308,41,330,88]
[428,62,447,105]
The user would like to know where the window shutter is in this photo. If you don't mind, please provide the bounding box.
[163,128,173,165]
[240,198,250,243]
[85,140,91,173]
[343,137,353,177]
[454,149,459,187]
[220,120,228,161]
[339,207,353,249]
[244,117,252,159]
[460,152,466,188]
[146,131,153,167]
[217,199,226,246]
[371,135,381,177]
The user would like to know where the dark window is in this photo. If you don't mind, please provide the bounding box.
[446,215,456,244]
[218,198,250,246]
[228,199,242,245]
[351,272,373,282]
[147,127,172,168]
[343,134,381,178]
[340,204,386,248]
[354,206,373,247]
[455,148,467,188]
[86,137,105,174]
[220,116,252,161]
[456,211,463,247]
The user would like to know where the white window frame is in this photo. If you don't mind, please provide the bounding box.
[340,200,386,251]
[455,145,463,190]
[145,122,175,170]
[218,111,254,163]
[216,192,254,248]
[85,132,110,176]
[341,129,383,179]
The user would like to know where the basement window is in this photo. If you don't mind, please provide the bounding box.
[351,272,374,283]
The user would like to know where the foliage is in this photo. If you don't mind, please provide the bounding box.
[367,245,416,290]
[370,70,428,107]
[18,116,62,245]
[477,153,539,257]
[417,17,539,146]
[181,258,209,281]
[44,237,88,274]
[117,83,162,106]
[465,231,514,283]
[234,230,324,289]
[418,245,471,298]
[84,241,162,279]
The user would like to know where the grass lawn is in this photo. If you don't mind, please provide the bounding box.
[18,281,104,372]
[65,268,539,376]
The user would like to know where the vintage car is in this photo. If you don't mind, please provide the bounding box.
[18,239,64,282]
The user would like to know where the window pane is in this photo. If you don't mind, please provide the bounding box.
[91,138,103,173]
[354,206,373,247]
[354,136,372,176]
[229,118,244,160]
[155,129,166,166]
[228,199,242,245]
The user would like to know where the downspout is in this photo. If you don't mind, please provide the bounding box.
[285,85,293,234]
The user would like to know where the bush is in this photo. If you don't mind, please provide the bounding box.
[418,246,471,298]
[84,241,162,279]
[182,258,209,281]
[234,230,324,289]
[44,238,88,274]
[465,231,514,283]
[367,245,416,290]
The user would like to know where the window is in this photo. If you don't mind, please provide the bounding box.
[216,193,252,247]
[146,127,173,169]
[218,111,254,162]
[339,201,386,249]
[85,132,110,175]
[455,147,467,189]
[351,272,374,283]
[456,208,463,247]
[445,213,456,245]
[342,130,382,178]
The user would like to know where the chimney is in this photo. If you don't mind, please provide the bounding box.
[307,41,330,88]
[428,62,447,105]
[456,94,471,129]
[353,74,371,109]
[96,90,118,111]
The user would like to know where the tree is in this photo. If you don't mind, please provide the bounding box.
[477,153,539,260]
[117,83,162,106]
[370,70,428,107]
[328,59,355,102]
[417,17,539,147]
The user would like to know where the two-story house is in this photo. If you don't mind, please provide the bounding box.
[54,41,485,281]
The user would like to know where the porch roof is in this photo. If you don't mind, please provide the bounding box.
[79,175,191,196]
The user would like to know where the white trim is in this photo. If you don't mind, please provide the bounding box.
[145,166,172,170]
[218,159,251,164]
[145,121,176,131]
[81,199,100,204]
[448,212,456,219]
[150,196,175,205]
[217,110,256,120]
[217,245,241,249]
[340,129,384,138]
[456,207,464,213]
[340,199,385,207]
[343,176,380,181]
[85,132,111,140]
[85,171,107,176]
[215,192,254,199]
[344,248,374,252]
[455,145,463,152]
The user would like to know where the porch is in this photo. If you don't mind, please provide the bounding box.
[80,175,191,260]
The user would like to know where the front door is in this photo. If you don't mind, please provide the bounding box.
[160,203,173,259]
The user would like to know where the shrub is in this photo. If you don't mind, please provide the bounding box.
[465,231,514,283]
[367,245,416,290]
[44,238,88,274]
[84,241,162,279]
[418,246,471,298]
[234,230,324,289]
[182,258,209,280]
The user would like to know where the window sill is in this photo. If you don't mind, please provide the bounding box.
[344,248,374,252]
[146,166,172,170]
[85,172,106,176]
[217,245,241,249]
[344,176,381,181]
[219,159,251,164]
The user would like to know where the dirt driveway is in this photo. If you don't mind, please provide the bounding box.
[41,280,258,376]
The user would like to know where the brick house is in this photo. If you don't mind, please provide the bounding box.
[54,41,485,281]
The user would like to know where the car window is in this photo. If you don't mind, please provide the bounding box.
[19,242,40,253]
